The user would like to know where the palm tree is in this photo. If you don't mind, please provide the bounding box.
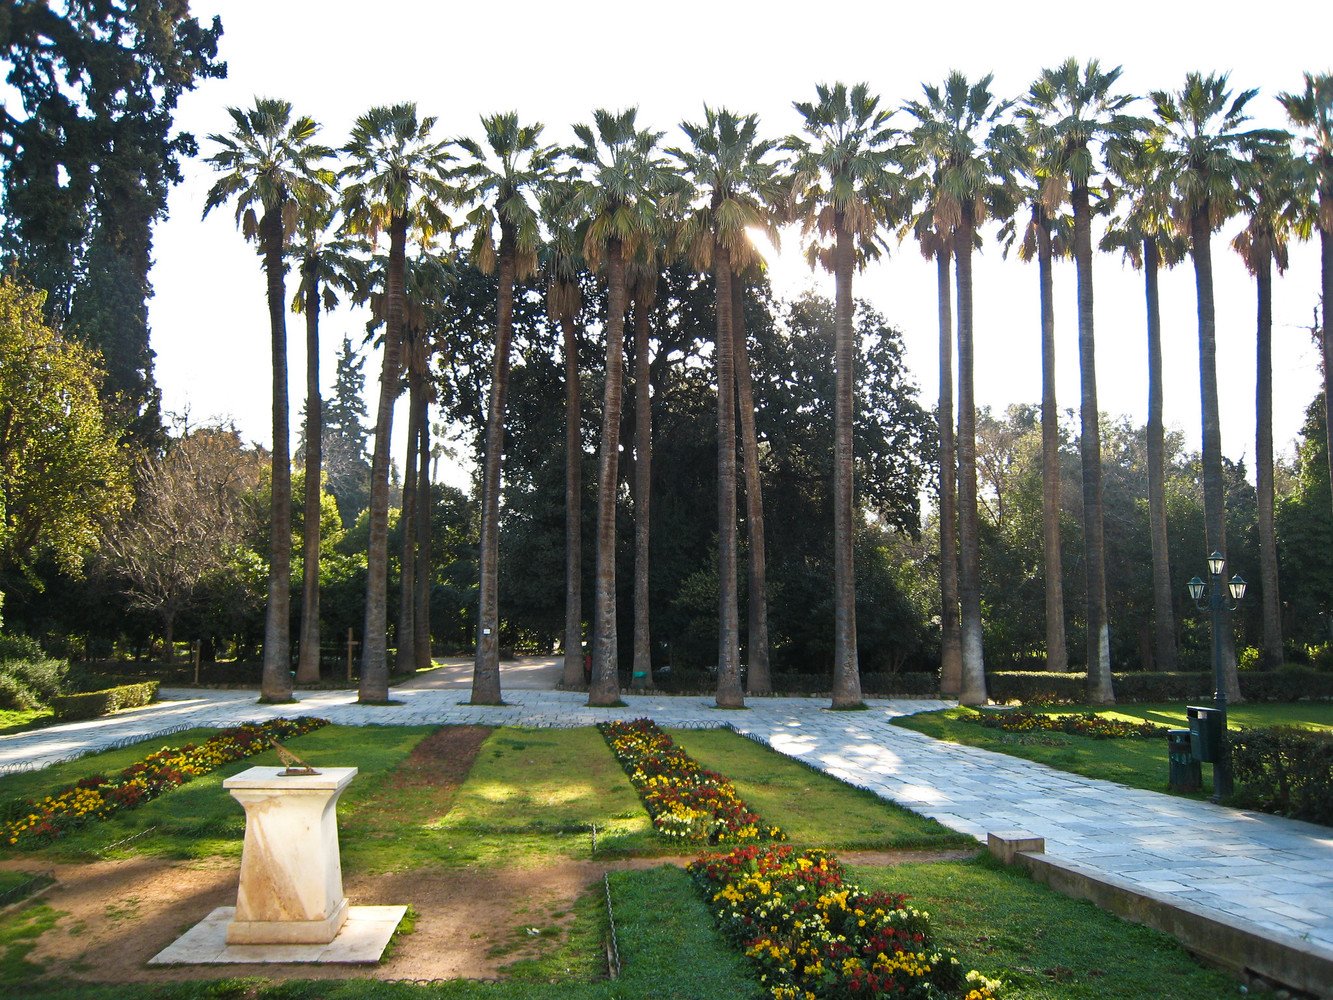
[1232,148,1307,667]
[627,256,658,691]
[1005,189,1072,675]
[904,71,1022,707]
[1103,127,1187,671]
[540,182,588,689]
[203,98,331,703]
[787,83,902,709]
[340,102,455,703]
[288,194,360,685]
[1153,73,1289,701]
[1023,59,1141,705]
[456,112,557,705]
[1279,73,1333,519]
[567,108,671,707]
[673,106,782,709]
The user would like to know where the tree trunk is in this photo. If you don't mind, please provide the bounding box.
[295,258,323,684]
[955,212,986,706]
[1191,206,1241,702]
[1037,211,1068,673]
[589,237,627,706]
[1255,246,1282,666]
[1322,214,1332,528]
[260,207,293,703]
[473,231,518,704]
[1144,236,1178,671]
[632,293,654,689]
[395,389,418,675]
[359,215,407,703]
[1073,183,1114,705]
[936,246,962,698]
[715,245,744,709]
[414,401,432,671]
[561,312,585,688]
[162,610,176,665]
[733,275,771,696]
[830,221,862,708]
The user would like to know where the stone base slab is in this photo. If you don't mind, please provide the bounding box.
[227,895,349,944]
[149,905,407,965]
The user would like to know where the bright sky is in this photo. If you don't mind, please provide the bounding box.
[151,0,1330,492]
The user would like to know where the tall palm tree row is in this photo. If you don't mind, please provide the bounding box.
[1153,73,1289,702]
[787,83,902,709]
[673,106,783,709]
[628,258,659,692]
[904,71,1022,707]
[203,98,333,703]
[457,112,558,705]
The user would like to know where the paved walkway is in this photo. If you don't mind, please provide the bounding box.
[2,686,1331,962]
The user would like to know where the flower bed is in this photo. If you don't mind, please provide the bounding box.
[964,709,1168,739]
[689,844,1000,1000]
[1,716,328,848]
[599,718,783,843]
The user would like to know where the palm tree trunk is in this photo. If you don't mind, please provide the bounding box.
[955,213,986,706]
[936,246,962,698]
[359,215,407,703]
[733,276,771,696]
[561,312,585,688]
[1037,211,1069,673]
[473,232,517,704]
[1190,207,1241,701]
[589,237,627,706]
[1073,184,1114,704]
[414,402,432,671]
[260,207,293,703]
[395,388,418,675]
[1255,246,1282,665]
[1321,215,1332,524]
[295,259,323,685]
[1144,236,1178,671]
[632,295,653,689]
[715,245,743,709]
[830,221,862,708]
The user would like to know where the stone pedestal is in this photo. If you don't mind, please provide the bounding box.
[222,765,357,945]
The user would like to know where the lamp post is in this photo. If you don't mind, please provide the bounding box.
[1186,551,1247,801]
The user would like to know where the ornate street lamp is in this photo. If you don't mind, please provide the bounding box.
[1186,551,1247,801]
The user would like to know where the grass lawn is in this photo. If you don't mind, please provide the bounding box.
[669,727,975,850]
[855,855,1239,1000]
[0,707,53,736]
[893,702,1332,797]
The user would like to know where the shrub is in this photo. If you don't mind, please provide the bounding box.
[986,669,1333,704]
[0,634,45,662]
[1230,726,1333,826]
[652,670,939,697]
[50,681,159,720]
[964,709,1169,739]
[1,657,68,703]
[0,672,39,711]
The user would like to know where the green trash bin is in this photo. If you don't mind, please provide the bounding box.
[1186,705,1222,763]
[1167,729,1202,793]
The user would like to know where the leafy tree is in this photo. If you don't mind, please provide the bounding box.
[672,105,782,707]
[340,102,454,702]
[0,1,224,444]
[0,278,130,581]
[318,336,373,527]
[1023,59,1142,704]
[1153,72,1289,700]
[904,71,1021,705]
[787,82,904,708]
[456,111,558,704]
[203,97,332,703]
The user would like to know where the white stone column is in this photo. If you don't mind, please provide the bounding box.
[223,766,357,945]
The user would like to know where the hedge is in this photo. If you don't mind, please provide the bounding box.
[1230,726,1333,826]
[985,669,1333,705]
[50,681,159,720]
[650,670,940,697]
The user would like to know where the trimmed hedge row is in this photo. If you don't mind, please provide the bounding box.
[50,681,159,720]
[986,669,1333,705]
[1230,726,1333,826]
[650,670,939,697]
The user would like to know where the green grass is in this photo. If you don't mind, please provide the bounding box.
[0,707,53,736]
[854,855,1238,999]
[0,904,62,988]
[670,727,976,850]
[430,728,663,866]
[893,702,1333,797]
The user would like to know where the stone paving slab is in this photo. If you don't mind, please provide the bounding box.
[2,686,1331,960]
